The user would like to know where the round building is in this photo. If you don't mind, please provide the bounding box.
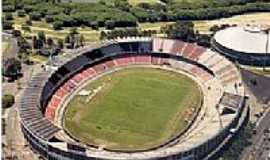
[212,25,270,66]
[20,38,248,160]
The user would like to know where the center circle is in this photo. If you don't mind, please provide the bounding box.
[64,67,202,151]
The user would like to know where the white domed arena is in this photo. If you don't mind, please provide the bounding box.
[212,25,270,66]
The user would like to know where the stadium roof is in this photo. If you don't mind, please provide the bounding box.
[214,26,270,54]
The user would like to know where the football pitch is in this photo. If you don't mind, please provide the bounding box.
[64,67,202,150]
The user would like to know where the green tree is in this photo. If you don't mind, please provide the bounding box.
[17,10,26,17]
[115,0,130,11]
[17,37,31,53]
[12,30,21,37]
[38,31,46,43]
[45,15,54,23]
[70,28,78,35]
[100,31,107,40]
[23,5,33,13]
[26,19,32,26]
[3,5,15,12]
[3,20,13,30]
[2,58,22,79]
[29,12,42,21]
[196,34,211,47]
[209,25,220,33]
[5,13,13,20]
[90,21,99,30]
[32,36,39,49]
[53,21,63,30]
[21,24,31,34]
[64,35,70,44]
[79,34,85,47]
[2,94,15,108]
[57,39,64,49]
[162,21,195,42]
[47,37,54,48]
[105,20,115,30]
[70,35,75,48]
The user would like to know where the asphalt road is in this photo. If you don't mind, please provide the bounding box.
[240,68,270,160]
[240,69,270,104]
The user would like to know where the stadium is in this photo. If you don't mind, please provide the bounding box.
[19,38,248,160]
[212,25,270,66]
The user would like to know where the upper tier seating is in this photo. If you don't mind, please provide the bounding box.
[20,72,60,140]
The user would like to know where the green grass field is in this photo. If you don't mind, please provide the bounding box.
[12,16,101,42]
[64,68,201,150]
[128,0,161,6]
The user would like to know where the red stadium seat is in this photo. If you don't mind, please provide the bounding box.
[49,96,61,109]
[72,74,84,84]
[114,57,133,66]
[93,64,107,73]
[188,46,206,61]
[159,58,169,65]
[151,56,160,65]
[134,55,151,64]
[55,88,67,98]
[104,60,116,69]
[81,70,90,79]
[181,43,195,58]
[85,67,95,75]
[45,107,54,121]
[171,40,185,55]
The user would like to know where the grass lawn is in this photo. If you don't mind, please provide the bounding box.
[139,22,174,31]
[29,54,48,63]
[64,67,201,150]
[2,41,10,56]
[128,0,161,6]
[12,16,101,42]
[245,67,270,77]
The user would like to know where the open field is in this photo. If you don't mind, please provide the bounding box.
[63,0,162,5]
[194,12,270,33]
[139,22,174,31]
[64,68,201,150]
[139,12,270,33]
[128,0,162,6]
[12,16,100,42]
[29,54,48,63]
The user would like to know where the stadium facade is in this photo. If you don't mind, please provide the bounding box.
[20,38,248,160]
[212,25,270,66]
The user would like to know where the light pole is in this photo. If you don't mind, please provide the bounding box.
[216,104,223,129]
[263,29,269,71]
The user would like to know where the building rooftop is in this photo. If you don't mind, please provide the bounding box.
[214,26,270,54]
